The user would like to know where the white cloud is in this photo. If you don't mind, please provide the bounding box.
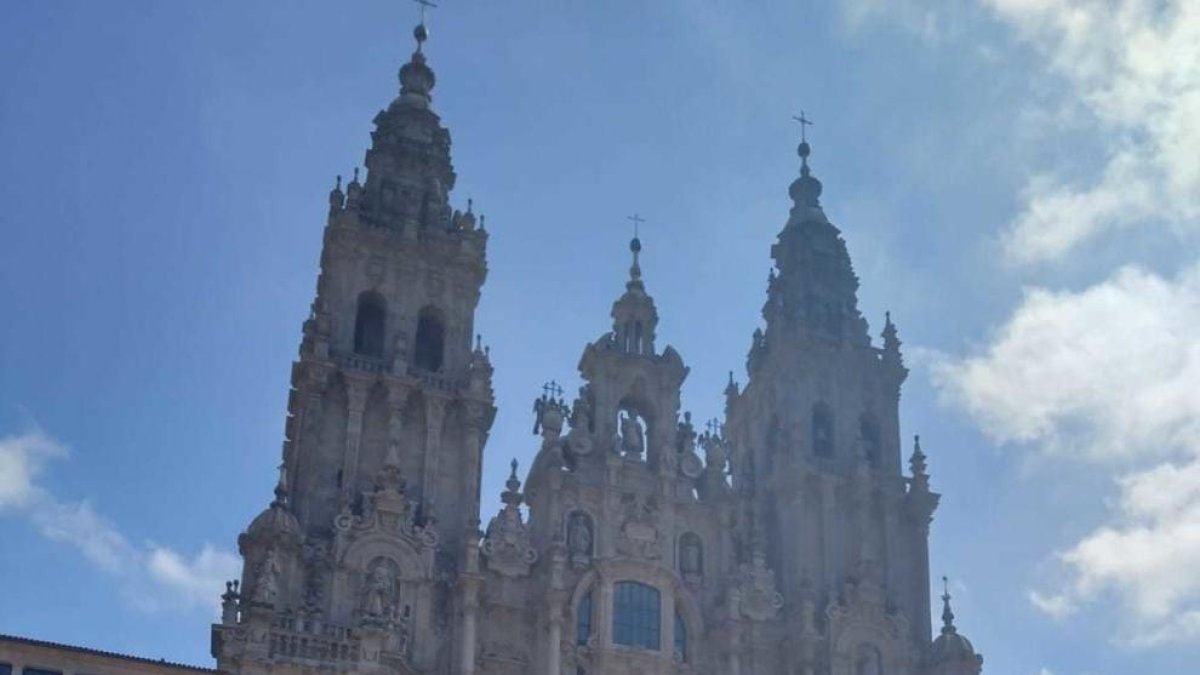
[933,264,1200,462]
[0,428,239,613]
[147,544,242,609]
[932,264,1200,644]
[0,428,66,509]
[1028,590,1075,620]
[982,0,1200,263]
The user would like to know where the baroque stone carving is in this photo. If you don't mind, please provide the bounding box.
[619,411,645,456]
[480,460,537,577]
[251,548,282,605]
[735,551,784,621]
[617,492,660,559]
[566,511,594,567]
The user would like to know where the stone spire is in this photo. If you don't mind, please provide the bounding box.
[760,128,871,346]
[398,19,436,108]
[928,577,983,674]
[610,222,660,356]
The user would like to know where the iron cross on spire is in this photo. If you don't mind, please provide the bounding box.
[412,0,437,23]
[626,213,646,239]
[705,418,724,437]
[792,110,814,143]
[542,380,564,400]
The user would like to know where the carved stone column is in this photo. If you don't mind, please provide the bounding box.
[340,378,369,504]
[460,537,482,675]
[422,396,447,505]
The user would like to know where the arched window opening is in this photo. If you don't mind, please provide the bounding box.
[353,291,386,358]
[576,591,593,646]
[613,581,661,650]
[673,610,687,662]
[633,321,644,354]
[812,402,834,459]
[413,306,445,372]
[859,414,881,466]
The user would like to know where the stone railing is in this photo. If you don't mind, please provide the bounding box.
[267,621,360,664]
[331,351,390,375]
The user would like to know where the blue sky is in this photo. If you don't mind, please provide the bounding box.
[2,2,1199,673]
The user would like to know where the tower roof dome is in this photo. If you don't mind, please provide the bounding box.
[930,578,982,668]
[245,465,301,541]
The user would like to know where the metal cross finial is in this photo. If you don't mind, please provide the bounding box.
[705,418,723,437]
[626,213,646,239]
[792,111,814,143]
[412,0,437,24]
[542,380,563,400]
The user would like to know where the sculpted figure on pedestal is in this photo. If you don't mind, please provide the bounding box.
[620,411,645,456]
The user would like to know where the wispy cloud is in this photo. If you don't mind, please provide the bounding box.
[0,428,239,613]
[984,0,1200,263]
[931,263,1200,644]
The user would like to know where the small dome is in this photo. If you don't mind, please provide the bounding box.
[399,51,437,102]
[246,502,301,541]
[789,174,823,207]
[930,629,978,662]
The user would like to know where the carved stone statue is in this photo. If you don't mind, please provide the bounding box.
[855,644,883,675]
[620,412,645,456]
[567,512,593,564]
[680,535,702,578]
[252,548,281,605]
[362,560,396,623]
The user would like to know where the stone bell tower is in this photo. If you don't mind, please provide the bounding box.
[212,16,496,675]
[722,130,965,674]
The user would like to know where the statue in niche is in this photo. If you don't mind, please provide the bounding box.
[252,548,281,605]
[679,534,702,579]
[567,512,593,565]
[362,559,397,623]
[855,644,883,675]
[619,411,645,456]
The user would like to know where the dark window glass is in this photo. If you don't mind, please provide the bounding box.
[576,591,593,645]
[23,669,62,675]
[353,291,386,358]
[413,306,445,371]
[613,581,660,650]
[0,663,11,675]
[674,610,687,662]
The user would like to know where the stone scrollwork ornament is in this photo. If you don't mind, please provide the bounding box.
[736,550,784,621]
[480,460,538,577]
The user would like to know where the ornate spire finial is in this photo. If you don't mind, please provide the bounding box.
[271,463,289,508]
[626,214,646,288]
[411,0,436,51]
[501,458,523,506]
[788,112,823,207]
[941,575,958,634]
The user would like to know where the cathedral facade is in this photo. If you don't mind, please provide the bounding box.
[208,19,984,675]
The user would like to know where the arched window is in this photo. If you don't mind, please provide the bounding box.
[812,402,834,458]
[353,291,386,358]
[576,591,593,646]
[413,306,445,372]
[859,413,881,466]
[613,581,661,650]
[673,610,687,662]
